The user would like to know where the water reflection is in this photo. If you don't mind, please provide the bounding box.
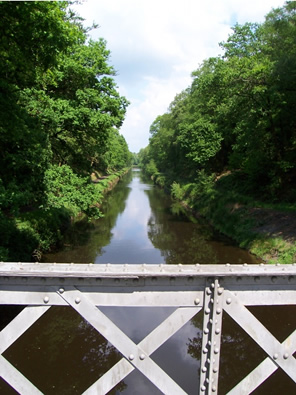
[12,169,281,394]
[144,175,259,264]
[95,170,163,263]
[2,307,126,394]
[44,169,259,264]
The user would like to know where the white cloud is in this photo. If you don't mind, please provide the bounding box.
[73,0,285,152]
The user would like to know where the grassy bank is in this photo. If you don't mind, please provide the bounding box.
[0,168,130,262]
[151,170,296,264]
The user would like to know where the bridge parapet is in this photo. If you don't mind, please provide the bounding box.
[1,263,296,394]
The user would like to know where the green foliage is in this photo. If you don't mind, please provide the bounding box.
[251,237,296,265]
[145,1,296,203]
[45,165,103,219]
[0,208,70,261]
[0,1,132,260]
[171,182,186,201]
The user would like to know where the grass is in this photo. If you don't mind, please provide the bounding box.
[157,171,296,264]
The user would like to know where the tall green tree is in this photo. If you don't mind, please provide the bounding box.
[145,1,296,201]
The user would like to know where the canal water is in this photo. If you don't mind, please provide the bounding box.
[1,169,296,394]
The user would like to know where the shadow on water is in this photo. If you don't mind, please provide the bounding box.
[2,169,295,394]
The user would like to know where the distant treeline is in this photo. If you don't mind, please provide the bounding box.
[0,1,132,260]
[140,1,296,203]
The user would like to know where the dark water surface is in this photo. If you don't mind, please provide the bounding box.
[1,170,296,394]
[43,169,259,265]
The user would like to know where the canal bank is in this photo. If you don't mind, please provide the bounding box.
[43,168,260,265]
[150,171,296,265]
[3,168,296,395]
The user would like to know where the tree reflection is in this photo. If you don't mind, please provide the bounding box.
[145,188,219,264]
[43,170,132,263]
[187,311,266,393]
[3,306,127,394]
[187,307,296,394]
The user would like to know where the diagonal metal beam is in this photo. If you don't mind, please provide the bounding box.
[84,306,201,394]
[0,305,50,354]
[227,329,296,394]
[223,291,296,384]
[0,355,43,395]
[59,287,188,394]
[0,306,50,394]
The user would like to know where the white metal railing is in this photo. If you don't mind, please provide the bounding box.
[0,262,296,394]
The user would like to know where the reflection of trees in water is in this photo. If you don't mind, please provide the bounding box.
[187,306,296,394]
[187,312,203,362]
[3,307,126,394]
[187,311,265,393]
[43,170,133,263]
[145,188,218,264]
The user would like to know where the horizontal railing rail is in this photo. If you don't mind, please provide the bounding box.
[0,262,296,394]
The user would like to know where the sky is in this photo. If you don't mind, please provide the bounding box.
[72,0,285,153]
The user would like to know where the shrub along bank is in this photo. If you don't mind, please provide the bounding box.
[146,170,296,265]
[0,168,129,262]
[139,3,296,264]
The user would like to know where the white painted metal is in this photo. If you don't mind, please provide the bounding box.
[1,262,296,278]
[0,263,295,394]
[199,279,224,394]
[84,307,200,394]
[228,330,296,394]
[0,355,43,395]
[223,290,296,387]
[60,288,187,394]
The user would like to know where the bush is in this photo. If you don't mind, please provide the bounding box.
[171,182,186,201]
[44,165,103,219]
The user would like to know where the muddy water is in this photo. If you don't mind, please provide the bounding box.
[1,169,295,394]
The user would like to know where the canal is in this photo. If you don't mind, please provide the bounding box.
[1,169,295,394]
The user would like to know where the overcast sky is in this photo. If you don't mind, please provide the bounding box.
[73,0,285,153]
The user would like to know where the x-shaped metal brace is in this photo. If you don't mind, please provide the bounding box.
[0,306,50,394]
[58,287,202,394]
[223,290,296,394]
